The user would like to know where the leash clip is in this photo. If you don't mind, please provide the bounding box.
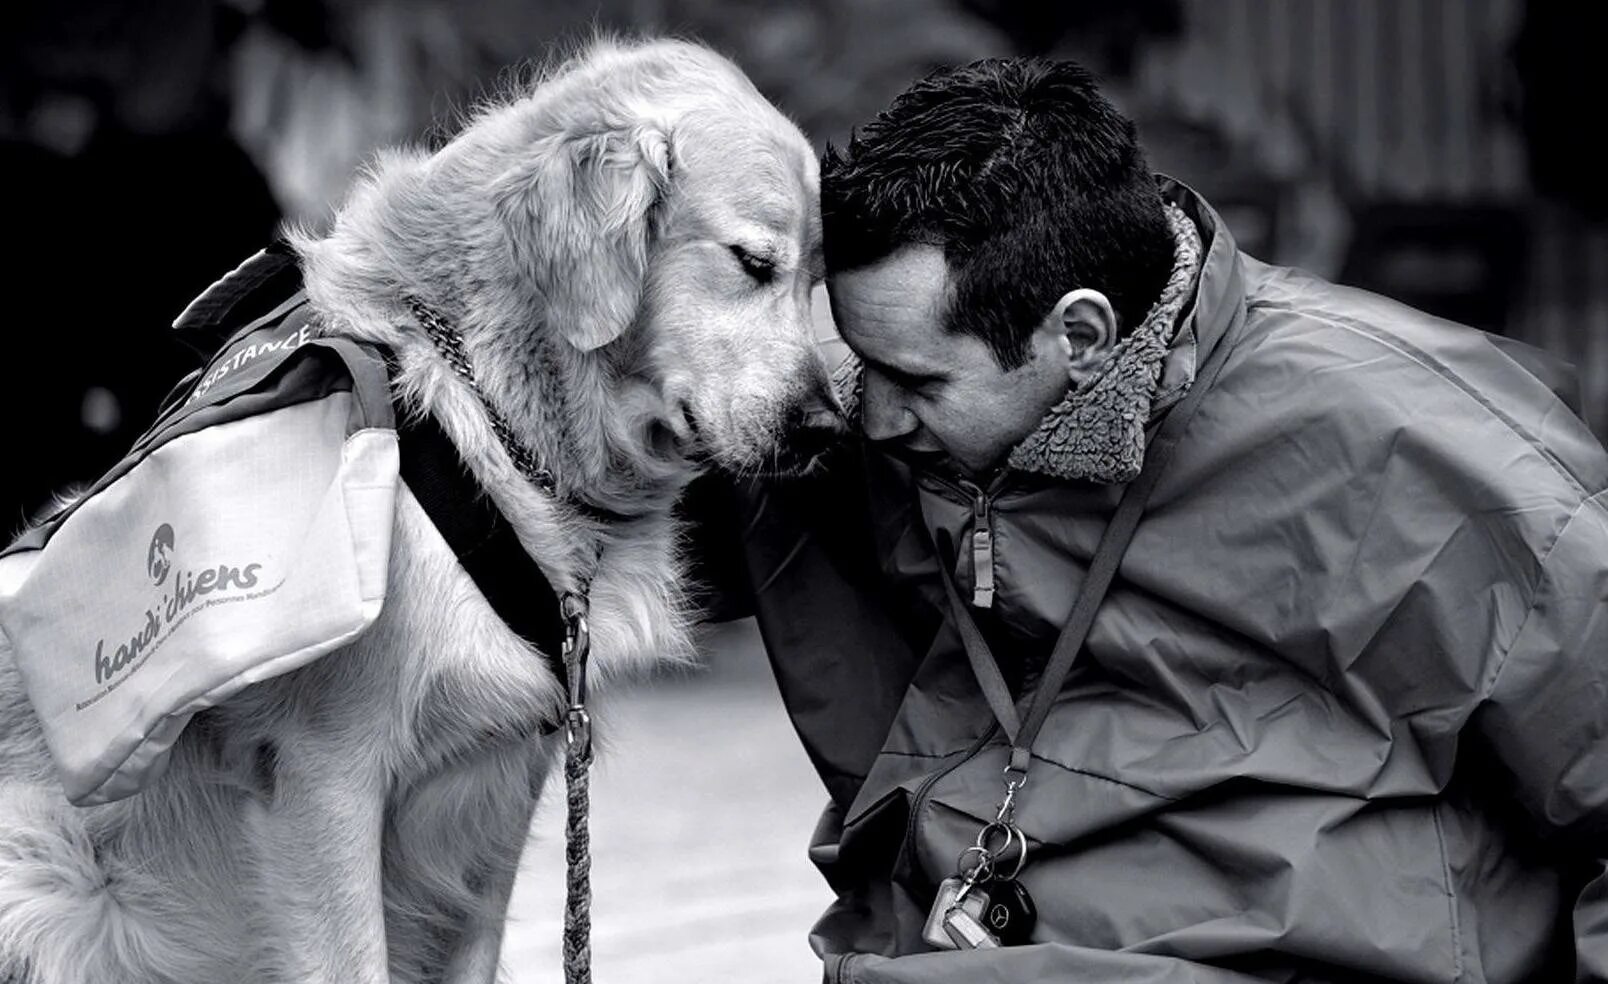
[561,592,591,752]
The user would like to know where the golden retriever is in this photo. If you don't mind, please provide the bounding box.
[0,37,834,984]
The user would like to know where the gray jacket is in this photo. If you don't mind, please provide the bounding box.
[692,180,1608,982]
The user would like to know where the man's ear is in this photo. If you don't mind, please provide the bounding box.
[495,122,672,351]
[1041,288,1117,388]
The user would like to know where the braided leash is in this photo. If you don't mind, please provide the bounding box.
[562,734,594,982]
[561,592,594,984]
[404,299,601,982]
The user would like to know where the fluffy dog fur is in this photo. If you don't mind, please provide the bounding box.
[0,37,831,984]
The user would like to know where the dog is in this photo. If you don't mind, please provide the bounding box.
[0,37,837,984]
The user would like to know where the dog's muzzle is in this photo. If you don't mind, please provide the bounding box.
[773,390,850,474]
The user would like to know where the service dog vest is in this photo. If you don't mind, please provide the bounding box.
[0,246,576,806]
[0,279,400,806]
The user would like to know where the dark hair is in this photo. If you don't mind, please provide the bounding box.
[821,58,1175,369]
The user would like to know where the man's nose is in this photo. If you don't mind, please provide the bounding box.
[860,373,917,443]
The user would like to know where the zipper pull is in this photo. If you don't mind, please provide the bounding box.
[968,483,995,609]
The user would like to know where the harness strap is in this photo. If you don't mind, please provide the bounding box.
[395,402,571,707]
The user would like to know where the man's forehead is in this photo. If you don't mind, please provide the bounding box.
[835,243,947,296]
[829,244,949,350]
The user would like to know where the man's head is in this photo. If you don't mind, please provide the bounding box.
[821,58,1174,475]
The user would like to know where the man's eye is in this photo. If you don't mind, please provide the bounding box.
[729,245,776,284]
[880,366,937,392]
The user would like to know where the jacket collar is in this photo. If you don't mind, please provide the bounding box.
[1006,179,1250,484]
[1004,199,1202,484]
[1152,177,1248,416]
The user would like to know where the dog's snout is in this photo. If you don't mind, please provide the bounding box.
[795,406,849,438]
[787,384,849,441]
[777,388,850,472]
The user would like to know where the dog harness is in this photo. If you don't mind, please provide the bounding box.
[0,286,400,805]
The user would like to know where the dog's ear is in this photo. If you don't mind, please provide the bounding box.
[497,123,672,352]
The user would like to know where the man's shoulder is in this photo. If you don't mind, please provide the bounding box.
[1239,256,1487,354]
[1225,256,1608,496]
[1239,258,1565,391]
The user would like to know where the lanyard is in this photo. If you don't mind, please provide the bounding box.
[940,318,1241,784]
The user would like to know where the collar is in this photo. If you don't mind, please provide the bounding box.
[407,299,638,527]
[1150,176,1248,414]
[1004,201,1203,484]
[391,300,623,722]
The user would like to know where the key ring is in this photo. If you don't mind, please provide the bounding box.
[996,822,1028,881]
[954,845,997,885]
[974,821,1015,856]
[970,821,1028,882]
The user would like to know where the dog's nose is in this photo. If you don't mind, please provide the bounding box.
[783,391,850,463]
[796,406,849,437]
[789,381,849,437]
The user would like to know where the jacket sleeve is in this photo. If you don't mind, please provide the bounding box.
[827,946,1281,983]
[675,471,756,624]
[1476,489,1608,982]
[677,344,862,625]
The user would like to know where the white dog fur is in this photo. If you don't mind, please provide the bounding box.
[0,37,831,984]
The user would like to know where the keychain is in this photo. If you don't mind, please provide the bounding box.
[921,768,1038,950]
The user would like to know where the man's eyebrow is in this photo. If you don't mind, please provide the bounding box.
[863,356,945,386]
[837,335,940,382]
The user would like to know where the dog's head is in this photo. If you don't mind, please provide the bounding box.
[426,38,843,482]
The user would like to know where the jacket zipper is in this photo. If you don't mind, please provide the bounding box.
[898,722,1001,882]
[960,479,995,608]
[926,471,1005,608]
[899,470,1009,879]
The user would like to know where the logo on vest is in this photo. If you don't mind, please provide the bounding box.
[147,523,174,586]
[88,524,266,692]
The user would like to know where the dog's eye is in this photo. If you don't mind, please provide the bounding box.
[729,245,776,284]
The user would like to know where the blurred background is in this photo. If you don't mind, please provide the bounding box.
[4,0,1606,526]
[2,1,1604,980]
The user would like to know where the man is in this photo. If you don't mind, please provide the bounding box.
[691,57,1608,982]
